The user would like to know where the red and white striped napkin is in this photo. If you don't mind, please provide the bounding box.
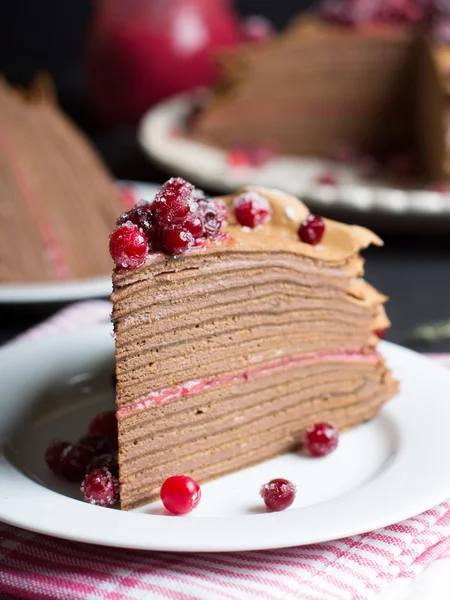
[1,300,450,600]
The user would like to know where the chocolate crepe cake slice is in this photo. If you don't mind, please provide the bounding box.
[110,178,398,510]
[0,75,124,282]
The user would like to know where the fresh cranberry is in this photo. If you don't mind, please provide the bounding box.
[87,453,119,477]
[298,215,325,245]
[328,143,356,163]
[427,182,450,193]
[78,434,112,456]
[160,226,195,254]
[119,186,136,210]
[233,192,272,228]
[88,411,118,448]
[304,422,339,457]
[152,177,197,228]
[316,172,338,186]
[246,144,275,167]
[197,198,227,238]
[183,213,204,239]
[260,478,296,511]
[45,440,70,474]
[59,443,95,482]
[227,147,251,168]
[81,468,119,507]
[160,475,201,515]
[243,15,274,43]
[109,224,148,270]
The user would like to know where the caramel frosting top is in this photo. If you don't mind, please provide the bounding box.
[219,186,382,263]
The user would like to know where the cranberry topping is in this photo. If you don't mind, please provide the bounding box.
[81,468,119,507]
[45,440,70,474]
[304,422,339,457]
[243,15,274,43]
[116,206,154,240]
[298,215,325,245]
[197,197,227,238]
[260,478,296,511]
[160,475,201,515]
[78,434,112,456]
[88,411,118,448]
[183,213,204,239]
[233,192,272,228]
[227,147,251,168]
[109,224,148,269]
[161,226,195,254]
[152,177,196,228]
[87,453,119,478]
[374,328,387,339]
[316,171,338,186]
[59,443,95,482]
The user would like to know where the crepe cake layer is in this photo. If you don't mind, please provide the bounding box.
[111,186,398,510]
[0,76,125,282]
[190,17,416,158]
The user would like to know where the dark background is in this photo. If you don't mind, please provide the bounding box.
[0,0,449,353]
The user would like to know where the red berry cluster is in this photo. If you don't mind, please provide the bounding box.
[109,178,228,269]
[45,410,120,507]
[320,0,426,26]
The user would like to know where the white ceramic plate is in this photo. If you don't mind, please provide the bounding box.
[1,324,450,552]
[139,93,450,221]
[0,182,159,304]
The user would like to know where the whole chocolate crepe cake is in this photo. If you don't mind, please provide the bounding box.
[109,178,398,510]
[188,1,450,183]
[0,75,125,283]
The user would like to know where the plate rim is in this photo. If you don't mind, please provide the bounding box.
[138,92,450,220]
[0,182,160,304]
[1,325,450,552]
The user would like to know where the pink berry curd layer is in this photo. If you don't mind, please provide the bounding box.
[116,348,380,420]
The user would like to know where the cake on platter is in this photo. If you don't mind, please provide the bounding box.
[108,177,398,511]
[187,0,450,184]
[0,75,125,283]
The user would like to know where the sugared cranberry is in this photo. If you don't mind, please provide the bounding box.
[117,206,153,237]
[45,440,70,474]
[316,172,338,186]
[78,434,112,456]
[88,411,118,448]
[119,186,137,210]
[183,213,204,239]
[432,17,450,44]
[260,478,296,511]
[304,422,339,457]
[152,177,196,228]
[197,197,227,238]
[81,468,119,507]
[298,215,325,245]
[161,226,195,254]
[378,0,425,24]
[160,475,201,515]
[233,192,271,228]
[87,453,119,477]
[109,224,148,270]
[227,147,251,168]
[59,443,95,482]
[243,15,275,43]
